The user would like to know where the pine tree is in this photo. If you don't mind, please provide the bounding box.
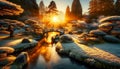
[39,0,45,15]
[65,6,71,21]
[99,0,114,16]
[48,1,57,12]
[71,0,82,20]
[89,0,114,18]
[89,0,99,18]
[115,0,120,15]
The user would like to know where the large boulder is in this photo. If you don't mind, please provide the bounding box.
[111,28,120,36]
[0,19,25,27]
[103,35,120,43]
[89,30,107,36]
[0,56,16,66]
[99,22,116,32]
[0,49,15,66]
[13,40,37,52]
[2,52,29,69]
[60,35,74,43]
[13,52,29,65]
[21,38,31,43]
[84,37,100,43]
[0,47,15,54]
[0,47,15,66]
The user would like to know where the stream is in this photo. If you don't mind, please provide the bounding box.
[28,44,92,69]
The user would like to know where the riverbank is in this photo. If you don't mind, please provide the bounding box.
[56,42,120,69]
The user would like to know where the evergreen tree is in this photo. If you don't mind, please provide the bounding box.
[71,0,82,20]
[39,0,45,15]
[89,0,114,18]
[65,6,71,21]
[89,0,99,18]
[99,0,114,16]
[48,1,57,12]
[115,0,120,15]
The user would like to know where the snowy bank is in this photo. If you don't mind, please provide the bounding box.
[56,42,120,69]
[2,52,29,69]
[12,39,38,53]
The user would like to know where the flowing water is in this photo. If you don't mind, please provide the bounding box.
[28,44,91,69]
[27,32,93,69]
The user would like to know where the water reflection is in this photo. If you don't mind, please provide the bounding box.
[45,32,59,43]
[36,44,60,63]
[28,41,90,69]
[28,42,61,69]
[27,32,90,69]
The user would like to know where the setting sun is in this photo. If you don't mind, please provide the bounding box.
[52,16,59,23]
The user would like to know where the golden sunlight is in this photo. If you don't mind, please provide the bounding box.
[45,32,59,43]
[52,16,59,23]
[41,11,65,28]
[50,14,65,27]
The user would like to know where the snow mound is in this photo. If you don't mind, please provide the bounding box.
[0,47,14,53]
[56,42,120,69]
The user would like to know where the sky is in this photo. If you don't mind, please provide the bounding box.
[37,0,89,14]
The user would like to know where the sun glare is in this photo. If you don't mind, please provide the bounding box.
[52,16,59,23]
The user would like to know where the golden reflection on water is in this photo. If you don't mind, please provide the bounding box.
[28,32,60,69]
[29,38,60,64]
[45,32,59,43]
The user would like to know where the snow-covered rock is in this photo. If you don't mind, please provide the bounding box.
[56,42,120,69]
[21,38,31,43]
[99,22,115,32]
[84,37,101,43]
[99,22,116,27]
[89,30,107,36]
[0,47,15,54]
[111,29,120,36]
[103,35,120,43]
[13,40,38,52]
[0,47,15,66]
[60,35,74,43]
[0,56,16,66]
[2,52,29,69]
[13,52,29,65]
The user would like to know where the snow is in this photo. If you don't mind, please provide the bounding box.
[56,42,120,69]
[13,40,38,52]
[94,43,120,57]
[77,43,120,63]
[0,47,14,53]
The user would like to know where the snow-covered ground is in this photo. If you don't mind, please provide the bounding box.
[94,43,120,57]
[56,41,120,69]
